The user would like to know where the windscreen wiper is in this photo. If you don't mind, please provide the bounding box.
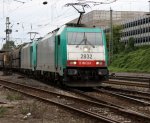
[76,32,95,48]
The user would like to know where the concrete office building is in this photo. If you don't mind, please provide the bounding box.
[121,15,150,46]
[71,10,149,46]
[71,10,148,28]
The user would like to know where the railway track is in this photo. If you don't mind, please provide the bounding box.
[0,79,150,123]
[98,86,150,102]
[109,74,150,83]
[70,87,150,115]
[103,80,150,88]
[0,79,118,123]
[94,88,150,106]
[103,74,150,102]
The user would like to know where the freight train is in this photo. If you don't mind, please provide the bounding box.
[0,25,109,87]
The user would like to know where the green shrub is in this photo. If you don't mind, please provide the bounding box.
[109,46,150,73]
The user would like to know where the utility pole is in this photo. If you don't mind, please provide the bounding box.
[148,1,150,45]
[109,8,113,64]
[5,17,12,50]
[3,17,12,75]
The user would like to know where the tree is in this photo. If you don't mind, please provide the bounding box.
[118,42,125,52]
[2,41,16,50]
[106,25,125,54]
[125,37,135,52]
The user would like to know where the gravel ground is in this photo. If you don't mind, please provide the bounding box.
[0,72,80,98]
[0,71,101,123]
[86,90,150,115]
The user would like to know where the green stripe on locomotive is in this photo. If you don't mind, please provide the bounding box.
[55,26,67,76]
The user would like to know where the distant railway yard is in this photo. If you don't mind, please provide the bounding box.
[0,71,150,123]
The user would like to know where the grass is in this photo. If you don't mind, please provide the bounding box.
[20,101,48,118]
[109,46,150,73]
[0,107,7,118]
[20,101,39,115]
[6,92,23,101]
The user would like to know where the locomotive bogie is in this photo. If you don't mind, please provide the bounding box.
[63,67,108,87]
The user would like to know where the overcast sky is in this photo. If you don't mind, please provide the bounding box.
[0,0,149,49]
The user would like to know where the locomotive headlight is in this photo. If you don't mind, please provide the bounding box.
[70,61,77,65]
[83,47,88,52]
[83,47,90,52]
[73,61,77,65]
[67,60,77,66]
[96,61,100,65]
[96,61,103,65]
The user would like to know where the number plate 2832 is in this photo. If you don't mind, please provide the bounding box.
[81,54,92,59]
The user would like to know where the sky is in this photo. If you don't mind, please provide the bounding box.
[0,0,149,49]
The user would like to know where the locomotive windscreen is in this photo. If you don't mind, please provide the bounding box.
[67,32,103,45]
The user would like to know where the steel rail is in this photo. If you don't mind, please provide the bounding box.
[109,75,150,83]
[103,80,149,88]
[109,75,150,80]
[94,88,150,106]
[99,85,150,97]
[118,93,150,101]
[99,86,150,100]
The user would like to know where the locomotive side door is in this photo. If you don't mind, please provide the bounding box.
[55,35,60,71]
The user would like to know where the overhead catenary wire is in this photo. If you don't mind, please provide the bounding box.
[13,0,25,4]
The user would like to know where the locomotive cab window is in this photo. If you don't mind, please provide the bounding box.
[67,32,103,45]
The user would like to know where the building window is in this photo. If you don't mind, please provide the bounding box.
[143,28,145,33]
[140,19,142,25]
[138,20,140,25]
[149,17,150,22]
[143,18,146,24]
[146,18,148,23]
[149,37,150,42]
[146,27,149,33]
[146,37,148,42]
[136,21,138,26]
[138,29,140,34]
[135,38,137,43]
